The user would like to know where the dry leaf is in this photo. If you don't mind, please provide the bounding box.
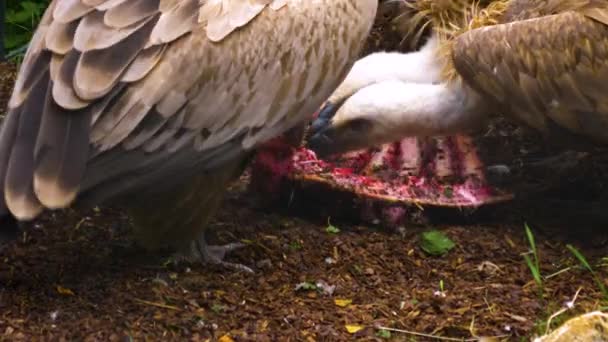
[334,299,353,307]
[259,320,269,332]
[56,285,75,296]
[218,335,234,342]
[451,306,469,315]
[345,324,364,333]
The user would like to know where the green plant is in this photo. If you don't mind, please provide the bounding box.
[567,244,608,299]
[376,329,391,339]
[210,303,226,314]
[289,240,303,250]
[523,223,543,296]
[419,230,455,256]
[435,279,447,297]
[325,218,340,234]
[295,282,317,291]
[5,1,49,61]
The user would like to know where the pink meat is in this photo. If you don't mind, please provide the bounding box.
[249,133,513,227]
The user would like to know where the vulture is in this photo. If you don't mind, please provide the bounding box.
[307,0,608,158]
[0,0,378,271]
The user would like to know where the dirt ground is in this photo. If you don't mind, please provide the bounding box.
[1,6,608,341]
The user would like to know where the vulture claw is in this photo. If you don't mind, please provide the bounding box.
[195,238,254,274]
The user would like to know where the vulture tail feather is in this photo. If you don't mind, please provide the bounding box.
[4,70,52,220]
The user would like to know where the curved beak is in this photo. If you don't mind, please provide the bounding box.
[307,101,342,157]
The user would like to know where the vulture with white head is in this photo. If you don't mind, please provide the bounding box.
[308,0,608,157]
[0,0,378,271]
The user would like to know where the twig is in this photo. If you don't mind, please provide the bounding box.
[375,326,508,341]
[132,298,182,311]
[544,266,575,280]
[544,286,583,335]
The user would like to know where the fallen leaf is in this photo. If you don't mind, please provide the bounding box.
[334,299,352,307]
[56,285,75,296]
[259,320,269,332]
[345,324,364,334]
[451,306,470,315]
[218,335,234,342]
[295,282,317,291]
[315,280,336,295]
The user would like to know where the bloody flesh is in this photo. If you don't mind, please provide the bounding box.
[249,132,513,227]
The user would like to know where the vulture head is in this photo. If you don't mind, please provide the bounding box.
[307,34,442,158]
[306,0,508,158]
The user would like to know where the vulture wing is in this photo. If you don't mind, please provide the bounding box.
[452,5,608,144]
[0,0,376,220]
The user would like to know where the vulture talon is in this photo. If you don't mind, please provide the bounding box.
[195,239,254,274]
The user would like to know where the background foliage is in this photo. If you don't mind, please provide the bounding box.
[4,0,49,60]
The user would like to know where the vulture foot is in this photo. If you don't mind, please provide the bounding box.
[195,238,254,274]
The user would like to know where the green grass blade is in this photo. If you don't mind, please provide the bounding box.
[524,223,540,272]
[524,223,536,252]
[567,244,608,299]
[524,254,542,287]
[566,244,592,272]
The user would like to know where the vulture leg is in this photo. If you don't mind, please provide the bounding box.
[126,156,253,272]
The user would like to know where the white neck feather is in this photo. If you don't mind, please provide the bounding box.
[336,79,487,141]
[328,34,442,103]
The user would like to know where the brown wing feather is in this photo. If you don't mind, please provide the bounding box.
[33,89,92,209]
[0,114,24,216]
[5,72,51,219]
[453,6,608,144]
[104,0,161,28]
[45,20,78,55]
[73,14,160,100]
[1,0,197,219]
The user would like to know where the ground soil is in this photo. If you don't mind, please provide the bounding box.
[1,6,608,341]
